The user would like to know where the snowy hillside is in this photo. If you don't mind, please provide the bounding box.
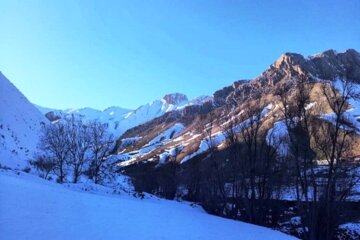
[0,72,48,169]
[37,93,213,137]
[0,170,296,240]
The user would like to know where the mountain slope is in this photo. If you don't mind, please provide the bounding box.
[116,49,360,167]
[0,72,48,169]
[0,170,296,240]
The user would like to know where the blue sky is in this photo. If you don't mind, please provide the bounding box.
[0,0,359,110]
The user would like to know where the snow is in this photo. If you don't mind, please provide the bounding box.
[181,139,209,163]
[266,121,289,157]
[321,79,360,133]
[156,146,185,165]
[0,72,48,169]
[339,222,360,236]
[274,166,360,202]
[119,124,185,166]
[0,170,296,240]
[119,136,142,149]
[148,123,185,145]
[158,152,170,165]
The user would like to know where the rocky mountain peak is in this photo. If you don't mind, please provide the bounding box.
[273,52,306,69]
[163,93,188,105]
[213,49,360,107]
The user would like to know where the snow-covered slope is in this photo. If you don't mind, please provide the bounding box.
[0,72,48,169]
[0,170,296,240]
[37,93,212,137]
[118,97,187,134]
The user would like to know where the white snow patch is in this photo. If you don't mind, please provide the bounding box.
[148,123,185,145]
[266,121,289,157]
[339,222,360,236]
[320,79,360,133]
[119,136,142,149]
[119,124,185,166]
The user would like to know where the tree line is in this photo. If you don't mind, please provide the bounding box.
[30,115,115,184]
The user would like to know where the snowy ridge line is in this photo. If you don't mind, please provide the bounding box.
[0,73,48,169]
[36,95,213,138]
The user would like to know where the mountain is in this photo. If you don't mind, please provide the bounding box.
[0,72,48,169]
[116,49,360,167]
[37,93,213,137]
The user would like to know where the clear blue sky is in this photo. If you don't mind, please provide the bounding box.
[0,0,359,110]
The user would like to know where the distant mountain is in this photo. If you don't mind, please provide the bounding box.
[0,72,48,169]
[36,93,213,137]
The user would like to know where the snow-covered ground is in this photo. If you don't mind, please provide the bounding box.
[339,222,360,237]
[0,170,296,240]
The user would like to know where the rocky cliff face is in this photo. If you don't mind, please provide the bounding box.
[213,49,360,107]
[309,49,360,82]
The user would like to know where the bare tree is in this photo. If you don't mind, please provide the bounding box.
[278,76,360,240]
[311,79,360,239]
[210,98,286,223]
[236,97,270,223]
[198,112,228,214]
[29,155,56,179]
[87,121,115,184]
[66,115,91,183]
[38,116,115,185]
[221,108,241,218]
[277,76,321,240]
[38,120,69,183]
